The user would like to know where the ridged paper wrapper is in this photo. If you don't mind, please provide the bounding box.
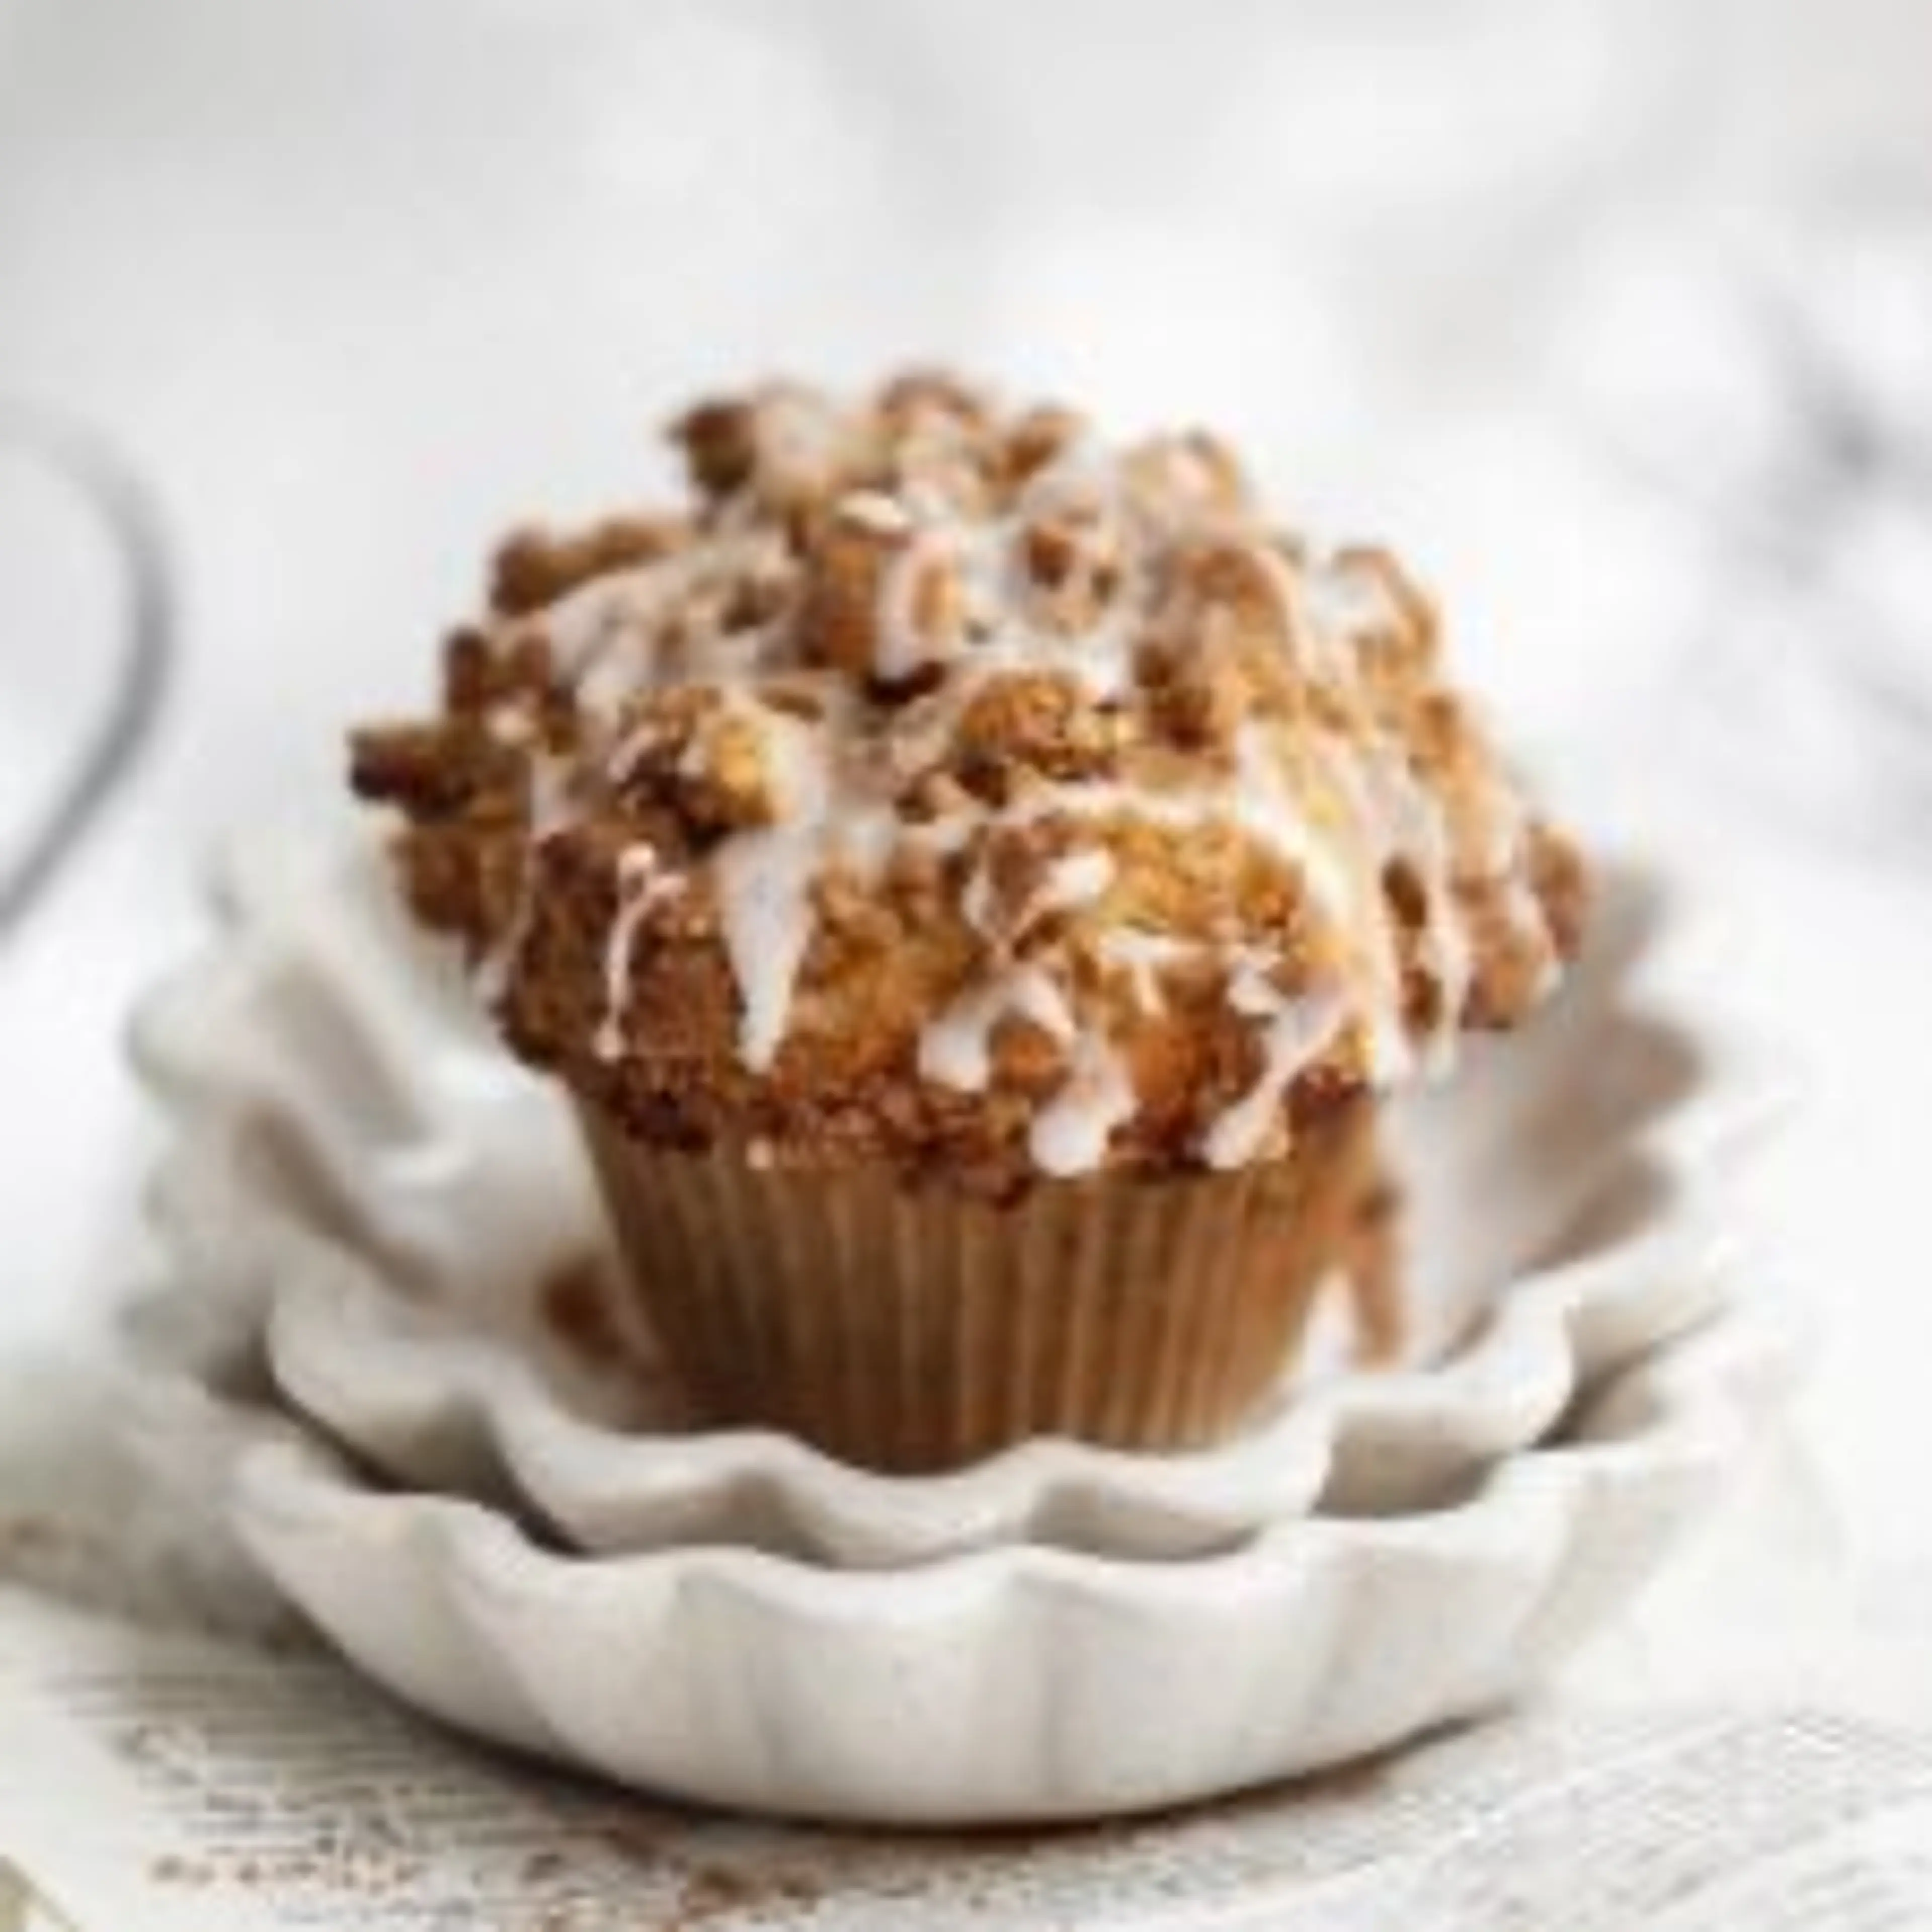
[578,1097,1376,1473]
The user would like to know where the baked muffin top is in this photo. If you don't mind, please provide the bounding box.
[352,371,1584,1197]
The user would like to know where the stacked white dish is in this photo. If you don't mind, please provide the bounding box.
[124,832,1799,1825]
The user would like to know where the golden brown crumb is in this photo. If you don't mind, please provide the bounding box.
[795,497,907,677]
[490,516,691,617]
[1001,403,1088,490]
[950,673,1122,800]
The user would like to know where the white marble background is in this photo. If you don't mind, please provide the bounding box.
[2,0,1930,1640]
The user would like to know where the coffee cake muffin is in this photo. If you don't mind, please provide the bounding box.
[351,371,1584,1470]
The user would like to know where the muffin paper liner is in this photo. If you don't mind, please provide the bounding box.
[579,1099,1373,1472]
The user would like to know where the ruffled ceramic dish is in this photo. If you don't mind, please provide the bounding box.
[124,1268,1803,1825]
[130,832,1788,1565]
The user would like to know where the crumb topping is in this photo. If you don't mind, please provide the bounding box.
[351,371,1585,1194]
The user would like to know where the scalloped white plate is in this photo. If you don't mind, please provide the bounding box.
[124,1281,1805,1825]
[131,831,1792,1564]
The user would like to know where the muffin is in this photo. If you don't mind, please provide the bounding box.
[351,371,1585,1471]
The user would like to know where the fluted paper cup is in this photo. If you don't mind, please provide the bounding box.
[577,1098,1375,1472]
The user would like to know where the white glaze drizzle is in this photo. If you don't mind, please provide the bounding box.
[1028,1029,1137,1177]
[1022,848,1115,927]
[594,843,684,1062]
[711,707,831,1071]
[882,446,1148,725]
[838,489,914,538]
[1096,929,1201,1014]
[961,846,1117,948]
[1229,720,1352,919]
[1295,553,1397,657]
[529,753,574,840]
[1202,981,1348,1171]
[755,384,847,485]
[947,765,1353,910]
[474,755,574,1006]
[919,963,1075,1092]
[484,701,534,746]
[474,904,529,1009]
[539,532,790,708]
[961,864,998,938]
[542,559,686,693]
[827,793,901,880]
